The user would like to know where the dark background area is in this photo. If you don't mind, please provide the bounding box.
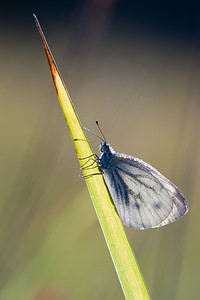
[1,1,200,39]
[1,1,200,300]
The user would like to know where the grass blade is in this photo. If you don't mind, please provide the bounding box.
[33,14,151,300]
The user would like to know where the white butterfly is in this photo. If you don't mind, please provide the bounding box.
[84,123,189,229]
[97,141,188,229]
[85,122,187,230]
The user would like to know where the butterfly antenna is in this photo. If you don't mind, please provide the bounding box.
[83,126,105,142]
[96,120,106,142]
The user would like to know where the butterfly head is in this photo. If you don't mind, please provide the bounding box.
[100,142,114,154]
[100,142,111,153]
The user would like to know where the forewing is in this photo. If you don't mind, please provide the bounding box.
[102,154,188,229]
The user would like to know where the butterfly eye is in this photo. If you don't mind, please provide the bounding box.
[100,142,109,153]
[100,143,104,152]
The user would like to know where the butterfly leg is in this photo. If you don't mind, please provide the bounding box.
[81,160,99,170]
[80,154,99,169]
[79,154,99,160]
[82,172,103,179]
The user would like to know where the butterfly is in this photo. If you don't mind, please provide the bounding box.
[85,122,189,230]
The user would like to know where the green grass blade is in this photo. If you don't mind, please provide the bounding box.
[33,14,151,300]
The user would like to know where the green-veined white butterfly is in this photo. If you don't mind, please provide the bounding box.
[85,122,189,230]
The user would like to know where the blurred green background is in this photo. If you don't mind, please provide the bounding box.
[1,1,200,299]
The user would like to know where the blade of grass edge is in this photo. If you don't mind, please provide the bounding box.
[33,14,151,300]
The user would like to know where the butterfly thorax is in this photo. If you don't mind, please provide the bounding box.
[98,142,115,170]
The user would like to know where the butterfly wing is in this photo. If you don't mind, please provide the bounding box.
[102,154,188,229]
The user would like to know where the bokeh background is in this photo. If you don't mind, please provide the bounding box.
[1,1,200,299]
